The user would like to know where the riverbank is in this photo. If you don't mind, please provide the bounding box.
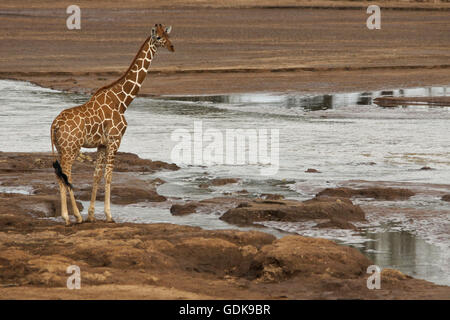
[0,151,449,299]
[1,2,449,95]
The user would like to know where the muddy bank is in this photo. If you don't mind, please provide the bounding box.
[0,151,177,207]
[1,192,449,299]
[316,187,415,201]
[1,3,449,95]
[374,96,450,107]
[0,152,449,298]
[220,197,365,230]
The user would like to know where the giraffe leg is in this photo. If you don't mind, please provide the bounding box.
[104,145,118,223]
[57,180,70,226]
[69,189,83,224]
[86,146,106,222]
[61,154,82,224]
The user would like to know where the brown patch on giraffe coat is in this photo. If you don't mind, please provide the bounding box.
[137,70,146,83]
[123,80,134,94]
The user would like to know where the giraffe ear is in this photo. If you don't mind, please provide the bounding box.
[151,27,156,36]
[165,26,172,34]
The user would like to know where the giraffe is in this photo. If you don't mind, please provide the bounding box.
[50,24,174,226]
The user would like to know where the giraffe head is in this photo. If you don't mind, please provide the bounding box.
[151,24,174,52]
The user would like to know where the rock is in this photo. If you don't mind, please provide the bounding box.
[381,268,412,285]
[169,197,245,216]
[0,151,179,174]
[316,187,415,200]
[170,203,198,216]
[148,178,166,186]
[77,186,166,204]
[420,166,433,170]
[315,217,357,230]
[113,152,179,172]
[261,193,284,200]
[305,168,321,173]
[441,194,450,202]
[250,236,371,282]
[211,178,240,186]
[220,197,365,228]
[5,194,84,218]
[111,187,166,204]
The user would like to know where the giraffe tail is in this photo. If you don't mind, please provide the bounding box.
[51,122,73,190]
[53,160,73,190]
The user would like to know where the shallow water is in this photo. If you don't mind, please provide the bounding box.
[0,79,449,285]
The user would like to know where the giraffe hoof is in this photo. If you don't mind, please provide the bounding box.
[85,217,96,223]
[106,219,116,223]
[75,220,83,224]
[65,222,72,227]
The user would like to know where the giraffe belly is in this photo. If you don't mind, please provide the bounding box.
[82,142,102,148]
[82,135,105,148]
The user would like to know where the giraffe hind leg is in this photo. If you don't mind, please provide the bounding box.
[59,154,83,225]
[86,146,106,222]
[57,180,70,226]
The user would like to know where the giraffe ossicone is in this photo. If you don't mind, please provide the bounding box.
[51,24,174,226]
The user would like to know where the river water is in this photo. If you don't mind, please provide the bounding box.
[0,79,449,286]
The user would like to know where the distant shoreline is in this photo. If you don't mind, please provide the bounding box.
[1,4,449,95]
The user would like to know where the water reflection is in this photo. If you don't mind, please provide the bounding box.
[359,229,447,285]
[156,86,450,111]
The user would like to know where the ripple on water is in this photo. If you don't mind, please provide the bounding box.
[1,79,450,286]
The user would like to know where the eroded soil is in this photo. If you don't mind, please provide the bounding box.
[0,152,449,299]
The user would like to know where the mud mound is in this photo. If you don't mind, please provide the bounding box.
[170,203,198,216]
[113,152,179,172]
[250,236,372,282]
[170,197,246,216]
[0,193,83,220]
[0,151,179,174]
[220,197,365,229]
[77,186,166,204]
[210,178,240,186]
[316,187,415,200]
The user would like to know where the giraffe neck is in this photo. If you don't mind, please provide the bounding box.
[112,37,157,112]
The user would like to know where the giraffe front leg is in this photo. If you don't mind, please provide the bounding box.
[104,146,118,223]
[104,165,115,223]
[86,147,106,222]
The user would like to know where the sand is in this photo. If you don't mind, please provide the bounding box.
[0,1,449,95]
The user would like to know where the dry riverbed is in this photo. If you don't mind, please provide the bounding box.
[0,151,449,299]
[1,1,450,96]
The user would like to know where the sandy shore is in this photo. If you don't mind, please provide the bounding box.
[0,151,449,299]
[1,1,449,95]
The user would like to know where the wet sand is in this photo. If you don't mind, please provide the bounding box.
[1,1,449,95]
[0,151,449,299]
